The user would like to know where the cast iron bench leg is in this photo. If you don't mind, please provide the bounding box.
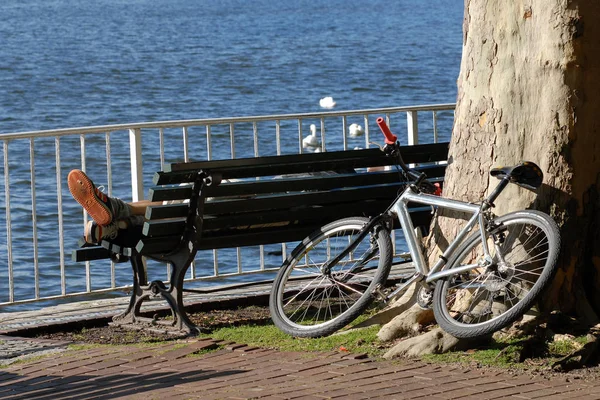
[110,251,200,334]
[112,253,148,326]
[152,249,199,334]
[111,173,206,335]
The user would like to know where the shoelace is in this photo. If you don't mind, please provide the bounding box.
[106,227,119,240]
[95,185,128,215]
[98,221,119,241]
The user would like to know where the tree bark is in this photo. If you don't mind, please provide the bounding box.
[380,0,600,352]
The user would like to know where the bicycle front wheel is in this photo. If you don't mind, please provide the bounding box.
[270,217,392,338]
[432,210,560,339]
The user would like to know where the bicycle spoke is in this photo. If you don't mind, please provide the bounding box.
[511,250,550,269]
[286,275,329,320]
[282,274,324,308]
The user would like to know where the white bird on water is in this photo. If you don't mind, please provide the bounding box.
[349,123,364,137]
[319,96,336,109]
[302,124,321,149]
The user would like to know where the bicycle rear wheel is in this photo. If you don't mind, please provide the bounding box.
[432,210,560,339]
[270,217,392,338]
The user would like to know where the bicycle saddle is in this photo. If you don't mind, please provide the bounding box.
[490,161,543,190]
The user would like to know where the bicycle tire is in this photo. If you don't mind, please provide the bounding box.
[270,217,393,338]
[432,210,560,339]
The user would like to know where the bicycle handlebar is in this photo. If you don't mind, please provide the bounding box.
[376,117,398,145]
[376,117,441,195]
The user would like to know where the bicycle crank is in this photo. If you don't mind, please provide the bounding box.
[416,286,434,309]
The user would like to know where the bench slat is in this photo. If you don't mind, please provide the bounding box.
[81,206,436,259]
[200,208,434,249]
[145,203,189,220]
[148,185,194,202]
[142,218,187,237]
[71,246,113,262]
[143,201,391,238]
[205,164,446,198]
[201,203,433,232]
[143,202,433,246]
[164,148,385,172]
[136,226,317,253]
[202,183,404,215]
[135,236,184,254]
[144,166,445,219]
[155,143,448,184]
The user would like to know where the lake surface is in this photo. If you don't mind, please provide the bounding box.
[0,0,463,308]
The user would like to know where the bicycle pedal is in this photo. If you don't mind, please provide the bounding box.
[372,284,389,303]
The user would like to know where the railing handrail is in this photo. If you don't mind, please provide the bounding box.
[0,103,456,139]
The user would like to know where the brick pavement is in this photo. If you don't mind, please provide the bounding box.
[1,337,599,400]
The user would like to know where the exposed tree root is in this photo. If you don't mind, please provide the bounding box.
[552,333,599,371]
[551,285,600,371]
[383,327,478,358]
[492,311,544,340]
[348,283,420,331]
[552,325,600,371]
[377,303,435,342]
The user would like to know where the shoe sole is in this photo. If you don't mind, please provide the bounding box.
[68,170,113,226]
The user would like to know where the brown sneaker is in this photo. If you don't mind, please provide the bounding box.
[83,215,145,244]
[84,220,119,244]
[68,170,114,226]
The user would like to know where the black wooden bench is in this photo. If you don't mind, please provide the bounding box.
[72,142,449,334]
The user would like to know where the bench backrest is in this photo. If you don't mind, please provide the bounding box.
[136,143,449,255]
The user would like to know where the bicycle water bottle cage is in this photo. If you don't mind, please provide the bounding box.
[490,161,543,191]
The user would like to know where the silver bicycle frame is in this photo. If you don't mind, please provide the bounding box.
[391,185,493,287]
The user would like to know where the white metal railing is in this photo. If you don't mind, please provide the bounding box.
[0,103,455,308]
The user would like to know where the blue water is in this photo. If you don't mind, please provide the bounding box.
[0,0,463,309]
[0,0,462,131]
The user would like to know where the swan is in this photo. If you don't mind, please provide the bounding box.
[348,123,364,137]
[319,97,336,109]
[302,124,321,149]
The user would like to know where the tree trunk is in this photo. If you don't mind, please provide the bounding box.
[443,0,600,316]
[380,0,600,353]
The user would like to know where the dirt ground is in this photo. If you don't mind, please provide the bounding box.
[32,305,600,383]
[34,305,273,345]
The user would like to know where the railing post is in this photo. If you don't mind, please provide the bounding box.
[432,111,439,143]
[3,141,14,303]
[129,128,144,202]
[407,111,419,145]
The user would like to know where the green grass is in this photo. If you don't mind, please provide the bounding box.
[422,334,590,369]
[200,323,387,358]
[422,339,524,368]
[0,354,52,369]
[68,343,105,351]
[547,335,587,356]
[198,314,590,371]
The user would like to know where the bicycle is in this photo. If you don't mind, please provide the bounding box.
[269,117,560,339]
